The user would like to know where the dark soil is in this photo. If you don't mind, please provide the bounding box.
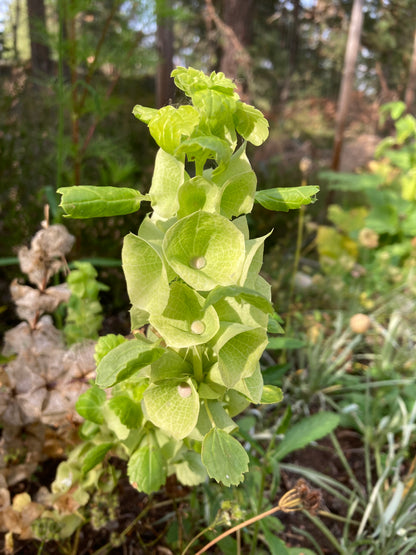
[279,429,367,554]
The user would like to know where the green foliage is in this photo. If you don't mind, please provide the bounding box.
[255,186,319,212]
[317,102,416,296]
[272,412,340,462]
[64,261,109,345]
[58,67,319,494]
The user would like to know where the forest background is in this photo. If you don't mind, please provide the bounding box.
[1,1,416,554]
[1,0,415,331]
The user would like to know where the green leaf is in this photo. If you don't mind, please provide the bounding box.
[81,442,113,475]
[122,233,170,315]
[268,313,285,334]
[102,402,130,440]
[163,211,245,291]
[234,102,269,146]
[201,428,249,486]
[225,389,251,417]
[319,170,381,192]
[150,282,220,348]
[107,396,142,429]
[267,336,305,350]
[128,444,166,494]
[150,350,192,382]
[190,399,237,441]
[52,460,81,494]
[58,186,148,218]
[75,386,106,424]
[261,385,284,404]
[94,333,127,364]
[260,521,289,555]
[174,451,207,486]
[143,378,200,440]
[149,148,184,218]
[273,412,340,462]
[255,186,319,212]
[96,337,165,388]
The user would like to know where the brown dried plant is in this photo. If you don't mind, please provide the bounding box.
[0,218,95,494]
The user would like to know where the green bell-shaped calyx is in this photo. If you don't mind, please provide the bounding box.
[163,211,245,291]
[149,282,220,348]
[122,233,170,317]
[133,104,199,155]
[143,378,200,440]
[209,323,268,388]
[212,143,257,219]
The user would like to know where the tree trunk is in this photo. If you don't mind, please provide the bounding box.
[220,0,255,79]
[26,0,52,75]
[12,0,21,61]
[204,0,254,99]
[156,0,175,108]
[405,30,416,112]
[331,0,364,171]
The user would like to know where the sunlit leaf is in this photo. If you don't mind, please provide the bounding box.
[204,284,273,315]
[96,337,165,388]
[150,350,192,382]
[255,186,319,212]
[261,385,284,404]
[58,186,148,218]
[232,364,263,403]
[177,175,219,217]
